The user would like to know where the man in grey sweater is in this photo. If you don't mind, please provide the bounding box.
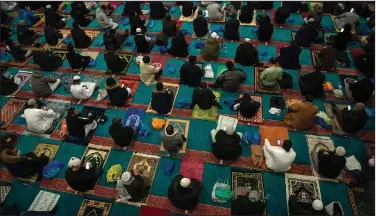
[96,5,118,30]
[160,125,186,156]
[207,3,224,22]
[213,61,246,92]
[30,71,60,98]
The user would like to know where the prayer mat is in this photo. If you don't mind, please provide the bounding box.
[0,98,26,129]
[33,143,60,161]
[33,14,45,27]
[9,56,32,67]
[83,75,103,86]
[348,187,374,216]
[237,10,257,26]
[191,31,210,39]
[285,98,303,108]
[285,173,322,215]
[8,71,32,96]
[324,103,357,137]
[80,51,100,61]
[178,6,199,22]
[216,64,227,78]
[22,100,71,137]
[217,114,238,130]
[339,74,358,101]
[254,67,281,94]
[28,190,60,212]
[126,153,160,206]
[311,50,336,71]
[118,79,139,103]
[180,158,204,181]
[0,132,20,151]
[0,185,11,204]
[231,172,265,207]
[118,53,134,74]
[49,48,68,61]
[259,125,289,146]
[46,29,71,49]
[77,199,112,216]
[82,144,111,169]
[237,94,263,124]
[50,72,74,93]
[140,206,170,216]
[85,30,101,40]
[250,145,266,169]
[192,91,220,121]
[146,83,179,115]
[160,119,190,154]
[123,108,146,129]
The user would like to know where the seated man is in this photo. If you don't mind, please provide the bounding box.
[348,75,375,103]
[179,55,203,87]
[277,41,302,69]
[295,19,319,47]
[213,61,246,92]
[239,2,255,23]
[210,126,242,161]
[190,81,223,110]
[109,117,135,149]
[260,57,283,88]
[139,55,162,86]
[315,46,337,69]
[70,1,94,27]
[122,1,141,16]
[258,14,273,42]
[299,67,325,97]
[354,50,374,77]
[207,3,224,21]
[67,43,92,72]
[71,23,92,49]
[104,49,128,74]
[5,39,33,61]
[202,32,220,61]
[32,43,63,71]
[161,125,186,156]
[24,100,58,134]
[134,28,155,53]
[17,21,39,45]
[45,4,66,29]
[162,14,177,37]
[284,95,318,131]
[289,194,327,215]
[44,26,63,46]
[168,175,203,211]
[150,1,168,19]
[66,108,97,138]
[312,146,346,179]
[65,157,101,192]
[116,171,146,203]
[235,38,259,66]
[105,78,132,106]
[96,5,118,30]
[70,75,96,100]
[274,6,291,24]
[182,1,196,17]
[1,2,18,11]
[18,6,41,26]
[224,13,240,41]
[1,147,49,180]
[104,29,128,51]
[151,82,174,115]
[193,10,209,37]
[167,31,189,57]
[0,74,19,96]
[129,11,146,35]
[334,11,359,29]
[263,139,296,172]
[30,70,60,98]
[236,93,260,119]
[331,102,368,134]
[232,190,266,216]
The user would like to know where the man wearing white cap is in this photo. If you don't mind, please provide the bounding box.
[23,99,59,134]
[116,171,146,203]
[168,174,203,211]
[311,145,346,179]
[202,32,220,61]
[45,4,66,29]
[289,192,327,215]
[70,75,97,100]
[235,38,259,66]
[134,28,155,53]
[231,190,266,215]
[211,125,243,161]
[65,157,101,192]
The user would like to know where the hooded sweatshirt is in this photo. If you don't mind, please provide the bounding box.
[96,8,111,29]
[160,130,184,152]
[30,71,58,97]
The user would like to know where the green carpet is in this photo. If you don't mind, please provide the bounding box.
[287,131,310,165]
[263,172,288,215]
[319,181,353,215]
[258,44,277,62]
[273,28,292,42]
[150,157,182,197]
[53,142,86,179]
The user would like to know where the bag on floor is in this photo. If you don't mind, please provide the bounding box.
[159,45,167,54]
[106,164,122,182]
[279,72,293,89]
[204,64,214,78]
[152,118,166,130]
[177,99,190,109]
[163,161,175,175]
[42,161,65,179]
[212,178,233,203]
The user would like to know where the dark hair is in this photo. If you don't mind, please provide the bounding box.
[101,4,107,10]
[282,140,292,152]
[73,22,79,29]
[112,117,121,125]
[143,55,150,63]
[199,81,207,88]
[166,125,174,135]
[5,39,12,46]
[156,82,164,91]
[226,61,234,70]
[270,57,278,64]
[305,94,314,102]
[67,43,74,52]
[189,55,197,63]
[198,10,203,15]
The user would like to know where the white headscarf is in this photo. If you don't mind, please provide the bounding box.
[335,146,346,156]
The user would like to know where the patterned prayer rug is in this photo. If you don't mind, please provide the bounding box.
[126,153,160,206]
[0,132,20,151]
[0,185,11,204]
[123,108,146,129]
[250,145,266,169]
[83,75,103,86]
[9,71,32,96]
[324,103,357,137]
[51,48,68,61]
[82,144,111,169]
[160,119,190,154]
[46,29,70,49]
[118,53,134,74]
[50,72,74,93]
[192,91,220,121]
[80,51,100,60]
[0,98,26,129]
[28,190,60,212]
[348,187,374,216]
[285,173,322,215]
[33,14,45,27]
[146,83,179,115]
[33,143,60,161]
[118,79,139,103]
[237,94,263,124]
[254,67,282,94]
[311,50,336,71]
[77,199,112,216]
[285,98,303,107]
[180,158,204,181]
[9,56,32,67]
[178,6,199,22]
[85,30,101,39]
[259,125,289,146]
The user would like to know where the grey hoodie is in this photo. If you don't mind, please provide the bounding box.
[30,71,58,97]
[160,130,184,152]
[96,8,111,29]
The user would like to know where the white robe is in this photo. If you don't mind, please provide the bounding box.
[70,82,96,100]
[263,139,296,172]
[24,108,57,134]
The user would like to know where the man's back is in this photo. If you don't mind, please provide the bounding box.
[264,142,296,172]
[65,168,97,192]
[318,151,346,178]
[193,16,208,37]
[134,34,148,53]
[260,66,283,86]
[207,3,222,20]
[218,69,246,92]
[180,62,203,87]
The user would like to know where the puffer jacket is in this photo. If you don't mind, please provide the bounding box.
[30,70,58,97]
[203,38,220,61]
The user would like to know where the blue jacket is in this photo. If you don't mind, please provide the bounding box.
[19,8,35,26]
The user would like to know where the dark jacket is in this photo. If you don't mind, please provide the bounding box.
[289,195,328,215]
[151,89,174,114]
[180,62,203,87]
[333,31,352,52]
[65,167,98,192]
[318,47,337,66]
[106,84,130,106]
[212,130,242,160]
[123,1,141,16]
[235,43,259,66]
[104,52,127,73]
[71,28,92,49]
[295,24,318,47]
[45,8,65,29]
[162,19,177,37]
[257,21,273,42]
[231,195,265,216]
[349,78,375,103]
[17,25,37,45]
[44,26,63,45]
[109,123,134,147]
[340,109,368,133]
[167,34,188,57]
[238,98,259,118]
[217,69,246,92]
[318,150,346,179]
[130,15,146,35]
[274,6,290,24]
[0,75,18,96]
[150,1,166,19]
[193,16,209,37]
[239,4,254,23]
[30,70,58,97]
[253,2,273,10]
[168,174,202,210]
[134,34,150,53]
[224,18,240,40]
[1,150,47,178]
[124,175,146,202]
[182,1,194,17]
[278,45,302,69]
[190,87,216,110]
[299,71,325,96]
[66,113,94,138]
[7,45,27,61]
[70,2,92,27]
[67,51,91,70]
[1,26,12,42]
[104,31,121,51]
[32,49,62,71]
[283,1,303,13]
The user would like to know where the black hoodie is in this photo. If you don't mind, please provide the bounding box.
[235,43,259,66]
[190,87,216,110]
